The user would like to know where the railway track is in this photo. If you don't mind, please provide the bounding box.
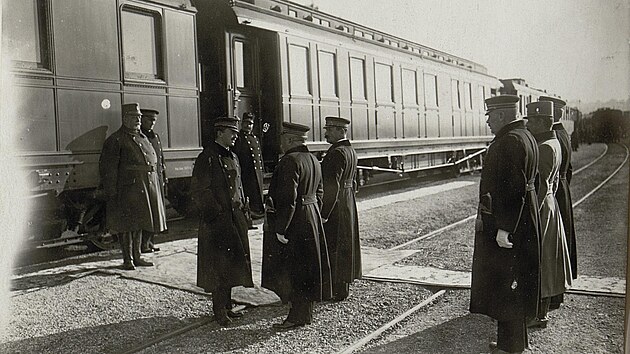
[341,143,627,354]
[108,144,626,354]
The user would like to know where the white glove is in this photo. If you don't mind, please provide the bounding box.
[496,229,513,249]
[276,233,289,244]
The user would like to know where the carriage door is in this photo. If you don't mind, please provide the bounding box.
[228,33,260,128]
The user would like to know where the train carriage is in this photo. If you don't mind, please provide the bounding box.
[5,0,537,248]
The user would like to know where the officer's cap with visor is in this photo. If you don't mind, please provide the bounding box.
[122,103,142,116]
[324,116,350,129]
[242,112,255,123]
[484,95,519,115]
[525,101,554,122]
[214,117,240,132]
[281,122,310,139]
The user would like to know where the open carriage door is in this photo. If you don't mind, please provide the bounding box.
[227,33,261,131]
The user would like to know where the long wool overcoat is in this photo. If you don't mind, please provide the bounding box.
[321,139,362,284]
[99,126,167,233]
[534,131,573,297]
[191,142,253,292]
[553,123,577,278]
[261,145,332,303]
[470,120,541,322]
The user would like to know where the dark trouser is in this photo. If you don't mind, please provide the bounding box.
[497,319,527,353]
[141,230,155,250]
[549,293,563,309]
[333,282,349,300]
[212,286,232,318]
[287,297,313,325]
[538,297,551,319]
[119,230,143,264]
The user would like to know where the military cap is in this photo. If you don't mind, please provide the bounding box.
[485,95,519,115]
[122,103,141,116]
[214,117,240,132]
[140,108,159,117]
[242,112,255,123]
[538,96,566,110]
[281,121,310,139]
[525,101,553,119]
[324,116,350,129]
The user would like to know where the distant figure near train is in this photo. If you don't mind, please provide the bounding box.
[321,116,362,301]
[233,112,265,226]
[470,95,541,354]
[99,103,167,270]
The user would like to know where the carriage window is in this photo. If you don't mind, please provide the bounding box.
[289,44,311,95]
[350,58,366,100]
[466,82,473,109]
[3,0,49,69]
[234,40,253,89]
[122,8,163,80]
[375,63,393,103]
[402,69,417,105]
[318,51,337,98]
[451,79,461,109]
[424,74,438,108]
[479,85,486,111]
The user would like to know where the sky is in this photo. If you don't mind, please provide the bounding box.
[292,0,630,107]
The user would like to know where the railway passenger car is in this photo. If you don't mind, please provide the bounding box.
[5,0,531,248]
[4,0,200,248]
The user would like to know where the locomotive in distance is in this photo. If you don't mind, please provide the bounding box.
[3,0,576,248]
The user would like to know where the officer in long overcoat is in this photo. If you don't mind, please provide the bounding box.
[140,108,167,253]
[525,101,573,329]
[321,116,361,301]
[233,112,265,222]
[539,96,577,310]
[99,103,167,270]
[191,117,254,326]
[262,122,332,330]
[470,95,541,354]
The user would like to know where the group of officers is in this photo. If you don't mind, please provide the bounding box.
[98,103,363,330]
[99,94,578,351]
[470,95,577,353]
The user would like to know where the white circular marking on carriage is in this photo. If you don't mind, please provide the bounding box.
[101,99,111,109]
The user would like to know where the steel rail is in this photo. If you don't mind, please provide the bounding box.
[387,143,621,251]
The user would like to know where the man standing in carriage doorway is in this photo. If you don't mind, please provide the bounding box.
[233,112,265,227]
[99,103,167,270]
[191,117,253,327]
[539,96,577,311]
[140,108,167,253]
[321,116,361,301]
[470,95,541,354]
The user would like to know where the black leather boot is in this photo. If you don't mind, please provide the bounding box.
[132,231,153,267]
[119,233,135,270]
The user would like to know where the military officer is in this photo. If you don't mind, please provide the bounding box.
[262,122,332,330]
[140,108,166,253]
[525,101,573,329]
[321,116,361,301]
[539,96,577,311]
[191,117,253,326]
[99,103,167,270]
[232,112,265,224]
[470,95,541,354]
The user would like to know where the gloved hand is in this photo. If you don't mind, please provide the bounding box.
[276,233,289,244]
[496,229,513,248]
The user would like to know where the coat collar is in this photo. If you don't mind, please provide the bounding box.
[552,122,566,131]
[493,120,526,141]
[141,127,156,139]
[211,141,233,157]
[328,139,351,150]
[533,130,557,144]
[285,144,310,154]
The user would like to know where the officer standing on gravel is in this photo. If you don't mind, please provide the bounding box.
[232,112,265,226]
[539,96,577,311]
[470,95,541,354]
[191,117,254,327]
[262,122,332,330]
[139,108,167,253]
[99,103,167,270]
[321,116,361,301]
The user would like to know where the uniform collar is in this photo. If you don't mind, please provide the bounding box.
[285,144,309,154]
[494,120,526,140]
[213,141,232,157]
[141,127,156,139]
[533,130,556,143]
